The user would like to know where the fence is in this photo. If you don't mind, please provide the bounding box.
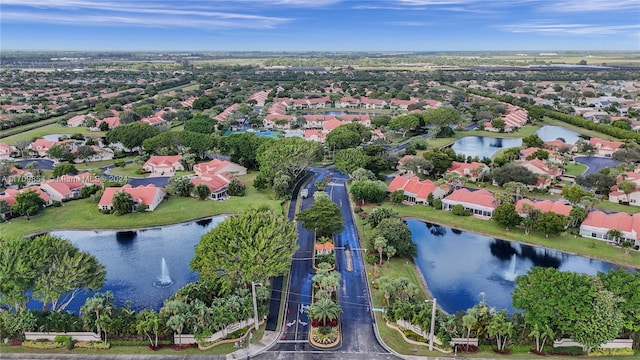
[175,318,255,345]
[553,338,633,349]
[24,332,101,342]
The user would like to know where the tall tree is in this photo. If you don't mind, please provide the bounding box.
[333,148,369,175]
[52,163,79,177]
[492,203,522,229]
[389,114,419,137]
[571,286,624,353]
[191,207,298,289]
[184,114,216,134]
[325,123,371,150]
[371,218,416,258]
[256,137,322,191]
[562,185,588,205]
[513,267,596,337]
[167,175,194,197]
[296,197,344,237]
[617,181,637,202]
[349,179,388,204]
[11,190,44,219]
[222,132,271,170]
[533,212,566,238]
[112,191,134,214]
[106,122,159,151]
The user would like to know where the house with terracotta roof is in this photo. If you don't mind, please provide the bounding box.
[214,103,240,122]
[589,137,623,157]
[139,111,169,129]
[515,199,572,217]
[29,138,59,157]
[371,129,385,141]
[337,114,371,127]
[387,175,447,204]
[608,171,640,206]
[544,139,577,153]
[98,184,165,212]
[579,211,640,246]
[447,161,489,182]
[484,104,528,132]
[190,173,236,200]
[194,158,247,177]
[0,186,53,208]
[247,90,270,107]
[93,116,121,130]
[314,242,334,255]
[71,145,114,163]
[4,167,35,186]
[304,130,327,142]
[143,155,184,176]
[389,98,418,111]
[40,173,103,202]
[263,114,295,130]
[359,97,387,110]
[520,159,563,182]
[441,188,497,218]
[66,114,88,127]
[335,96,360,108]
[0,143,16,159]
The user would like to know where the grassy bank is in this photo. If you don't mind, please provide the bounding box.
[2,123,106,144]
[2,173,281,238]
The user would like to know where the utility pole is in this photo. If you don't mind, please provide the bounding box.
[429,298,437,351]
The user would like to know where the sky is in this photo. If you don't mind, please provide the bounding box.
[1,0,639,52]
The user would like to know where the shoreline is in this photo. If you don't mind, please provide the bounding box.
[25,213,234,238]
[402,215,640,270]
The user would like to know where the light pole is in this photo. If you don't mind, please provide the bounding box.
[251,282,264,331]
[429,298,437,351]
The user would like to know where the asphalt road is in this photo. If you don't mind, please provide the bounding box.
[268,168,392,356]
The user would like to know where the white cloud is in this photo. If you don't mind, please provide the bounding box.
[1,0,291,29]
[497,22,640,36]
[547,0,640,12]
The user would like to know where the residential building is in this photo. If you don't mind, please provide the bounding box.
[143,155,184,176]
[387,175,447,204]
[579,211,640,247]
[29,138,59,157]
[190,173,236,200]
[0,186,53,208]
[194,158,247,177]
[589,137,623,157]
[447,161,489,182]
[515,199,572,217]
[0,143,16,159]
[98,184,165,211]
[40,173,103,202]
[608,171,640,206]
[441,188,497,218]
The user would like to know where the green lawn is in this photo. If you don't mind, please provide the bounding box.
[362,202,640,269]
[563,163,588,177]
[106,165,150,178]
[2,123,106,144]
[2,172,281,238]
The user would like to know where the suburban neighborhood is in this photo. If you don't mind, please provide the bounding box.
[1,51,639,359]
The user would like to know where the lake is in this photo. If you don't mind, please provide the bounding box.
[450,136,522,159]
[535,125,581,144]
[408,219,627,314]
[30,215,228,312]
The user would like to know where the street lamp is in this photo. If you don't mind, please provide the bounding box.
[251,282,264,331]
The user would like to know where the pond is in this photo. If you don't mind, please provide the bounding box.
[408,219,628,314]
[535,125,581,144]
[574,156,621,176]
[29,215,228,312]
[14,158,55,170]
[450,136,522,159]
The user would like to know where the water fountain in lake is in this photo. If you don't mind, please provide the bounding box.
[154,257,173,288]
[503,254,518,282]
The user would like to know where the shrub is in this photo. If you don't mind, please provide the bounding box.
[547,346,584,356]
[52,200,63,207]
[315,254,335,266]
[65,339,74,350]
[22,340,65,349]
[432,198,442,209]
[54,335,71,343]
[113,160,126,168]
[227,179,246,197]
[588,348,635,357]
[365,253,378,265]
[452,204,470,216]
[74,341,110,350]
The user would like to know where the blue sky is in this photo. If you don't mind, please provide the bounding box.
[2,0,639,51]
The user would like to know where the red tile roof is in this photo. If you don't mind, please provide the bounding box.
[388,175,436,201]
[443,188,496,209]
[98,184,162,208]
[581,210,640,234]
[144,155,183,169]
[515,199,572,216]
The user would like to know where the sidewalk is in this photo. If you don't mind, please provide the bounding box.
[226,330,279,360]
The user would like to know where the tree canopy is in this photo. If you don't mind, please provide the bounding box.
[106,122,159,150]
[333,148,369,175]
[0,235,105,312]
[191,207,298,289]
[325,123,371,150]
[296,196,344,236]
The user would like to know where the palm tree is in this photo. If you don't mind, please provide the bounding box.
[606,229,623,245]
[462,309,478,350]
[308,298,340,326]
[323,272,341,299]
[528,323,555,352]
[374,236,387,266]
